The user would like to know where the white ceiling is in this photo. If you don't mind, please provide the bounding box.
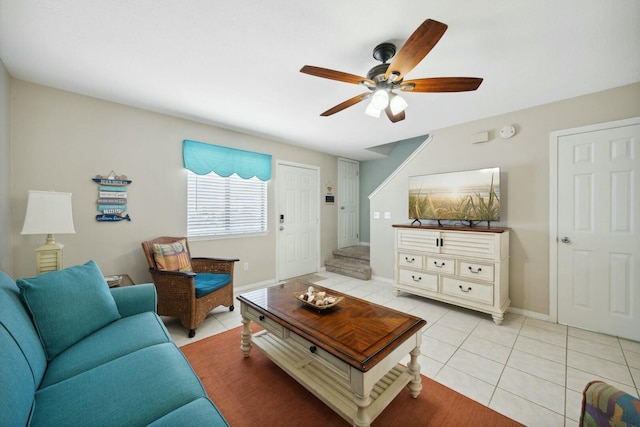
[1,1,639,160]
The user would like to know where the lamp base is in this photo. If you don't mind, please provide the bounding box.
[35,238,64,275]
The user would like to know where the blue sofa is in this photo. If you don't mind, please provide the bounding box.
[0,261,228,426]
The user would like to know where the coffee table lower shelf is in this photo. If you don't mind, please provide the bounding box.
[249,329,417,426]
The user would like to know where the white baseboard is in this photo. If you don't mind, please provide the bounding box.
[235,279,277,294]
[371,275,393,284]
[236,268,331,293]
[508,306,551,322]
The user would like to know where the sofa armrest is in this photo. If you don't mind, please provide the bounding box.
[580,380,640,427]
[110,283,157,317]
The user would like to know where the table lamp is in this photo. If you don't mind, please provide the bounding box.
[21,190,76,275]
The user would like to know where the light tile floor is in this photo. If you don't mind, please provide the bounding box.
[165,272,640,427]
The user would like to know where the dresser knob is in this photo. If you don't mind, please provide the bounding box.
[309,345,317,353]
[411,275,422,282]
[459,285,472,293]
[468,266,482,274]
[259,315,265,321]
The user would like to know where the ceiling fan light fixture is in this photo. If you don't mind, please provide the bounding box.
[300,19,482,124]
[365,102,382,118]
[370,89,389,109]
[389,93,408,115]
[389,71,402,82]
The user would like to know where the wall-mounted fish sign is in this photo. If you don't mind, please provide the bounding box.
[96,214,131,222]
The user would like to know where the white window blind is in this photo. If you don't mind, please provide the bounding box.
[187,170,267,237]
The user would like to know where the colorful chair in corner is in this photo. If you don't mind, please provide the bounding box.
[141,236,239,337]
[580,380,640,427]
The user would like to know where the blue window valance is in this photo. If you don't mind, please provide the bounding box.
[183,140,272,181]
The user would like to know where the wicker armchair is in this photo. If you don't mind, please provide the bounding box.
[141,236,239,337]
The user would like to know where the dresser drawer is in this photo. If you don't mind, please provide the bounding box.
[397,229,439,253]
[398,269,438,292]
[458,261,494,282]
[398,252,423,269]
[442,277,493,305]
[243,305,284,338]
[440,231,497,260]
[425,256,455,274]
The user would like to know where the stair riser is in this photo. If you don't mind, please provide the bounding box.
[331,255,370,265]
[332,248,370,262]
[325,265,371,281]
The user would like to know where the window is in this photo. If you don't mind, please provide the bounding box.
[183,140,271,238]
[187,170,267,237]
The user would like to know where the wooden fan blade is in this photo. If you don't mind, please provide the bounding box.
[385,19,448,81]
[320,93,371,116]
[301,65,374,85]
[385,106,406,123]
[401,77,483,92]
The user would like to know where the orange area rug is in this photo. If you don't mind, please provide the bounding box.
[181,326,523,426]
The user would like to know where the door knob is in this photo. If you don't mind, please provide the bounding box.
[279,226,284,231]
[561,236,571,244]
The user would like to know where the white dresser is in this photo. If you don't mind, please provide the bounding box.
[393,225,510,324]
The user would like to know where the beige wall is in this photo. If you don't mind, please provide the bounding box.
[0,60,11,275]
[9,80,339,284]
[370,83,640,316]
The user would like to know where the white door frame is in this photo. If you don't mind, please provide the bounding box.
[275,160,321,282]
[548,116,640,323]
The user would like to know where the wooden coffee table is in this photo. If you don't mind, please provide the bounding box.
[238,281,426,427]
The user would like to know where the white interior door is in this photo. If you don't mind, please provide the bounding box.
[555,119,640,341]
[338,158,359,248]
[276,162,319,281]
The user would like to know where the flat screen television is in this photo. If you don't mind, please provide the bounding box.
[408,167,500,226]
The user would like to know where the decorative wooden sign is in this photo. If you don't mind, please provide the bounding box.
[93,171,132,222]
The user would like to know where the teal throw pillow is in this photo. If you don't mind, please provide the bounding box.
[17,260,121,360]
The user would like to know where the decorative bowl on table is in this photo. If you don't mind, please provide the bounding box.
[294,286,343,310]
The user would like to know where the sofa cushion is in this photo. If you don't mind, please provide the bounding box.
[152,239,193,272]
[31,343,209,426]
[17,260,121,360]
[194,273,231,298]
[41,311,171,388]
[147,397,229,426]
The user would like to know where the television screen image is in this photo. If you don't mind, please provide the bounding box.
[409,167,500,223]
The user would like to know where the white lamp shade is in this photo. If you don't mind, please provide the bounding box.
[365,102,382,118]
[389,94,408,115]
[21,190,76,235]
[370,90,389,109]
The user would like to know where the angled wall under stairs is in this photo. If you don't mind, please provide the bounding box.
[324,245,371,280]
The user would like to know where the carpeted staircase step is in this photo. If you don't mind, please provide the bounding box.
[325,245,371,280]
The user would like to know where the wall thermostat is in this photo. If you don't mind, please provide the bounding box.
[499,125,516,139]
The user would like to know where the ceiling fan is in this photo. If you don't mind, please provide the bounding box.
[300,19,483,123]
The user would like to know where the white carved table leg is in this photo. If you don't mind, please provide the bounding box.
[353,391,373,427]
[407,346,422,398]
[241,315,252,357]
